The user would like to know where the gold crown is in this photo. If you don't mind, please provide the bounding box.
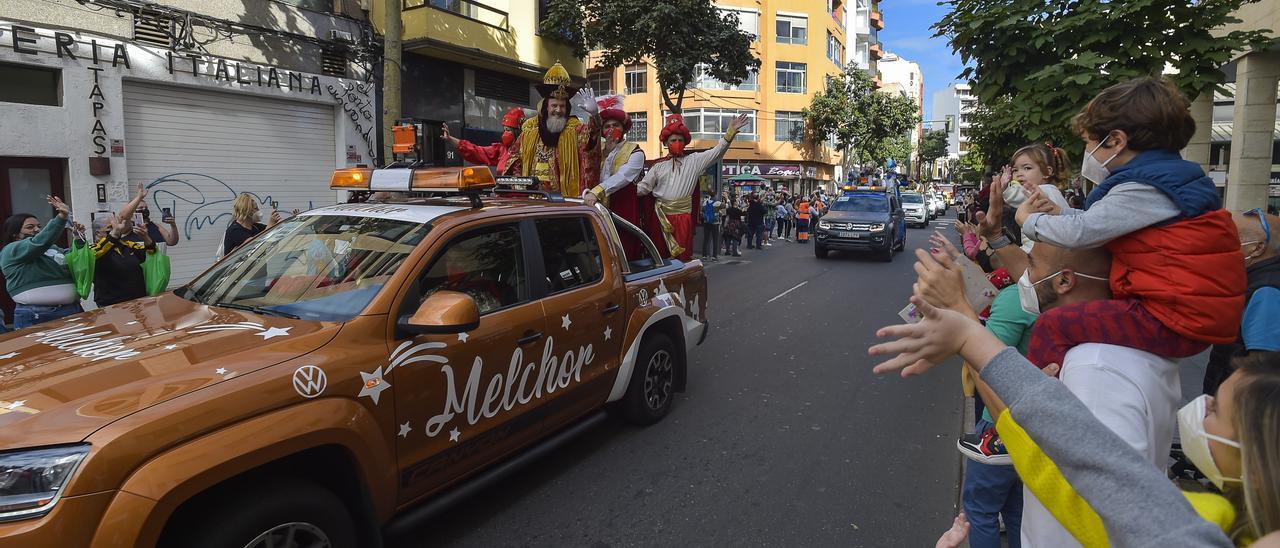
[537,61,578,100]
[543,62,570,86]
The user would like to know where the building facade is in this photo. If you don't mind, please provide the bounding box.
[588,0,850,196]
[931,83,976,158]
[1186,0,1280,213]
[0,0,376,289]
[370,0,584,159]
[878,51,922,178]
[848,0,882,82]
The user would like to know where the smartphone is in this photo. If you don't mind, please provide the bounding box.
[270,200,279,210]
[132,212,144,226]
[162,207,172,219]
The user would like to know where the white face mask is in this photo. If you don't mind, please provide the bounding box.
[1080,138,1121,184]
[1017,267,1108,316]
[1177,394,1242,489]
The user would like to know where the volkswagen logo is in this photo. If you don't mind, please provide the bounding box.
[292,365,327,398]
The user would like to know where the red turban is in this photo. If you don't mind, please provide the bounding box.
[659,114,691,143]
[501,107,524,129]
[600,108,632,133]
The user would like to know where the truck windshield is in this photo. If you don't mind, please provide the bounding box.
[183,215,432,322]
[901,194,924,204]
[830,194,888,212]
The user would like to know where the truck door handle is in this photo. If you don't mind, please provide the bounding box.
[517,331,543,345]
[602,304,621,315]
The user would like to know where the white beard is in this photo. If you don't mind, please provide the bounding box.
[544,115,567,134]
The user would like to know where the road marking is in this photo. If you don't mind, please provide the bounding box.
[767,281,808,303]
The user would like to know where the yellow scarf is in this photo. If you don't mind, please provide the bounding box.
[519,116,581,197]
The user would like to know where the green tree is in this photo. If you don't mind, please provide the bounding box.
[933,0,1272,146]
[918,129,949,178]
[801,65,920,168]
[542,0,759,113]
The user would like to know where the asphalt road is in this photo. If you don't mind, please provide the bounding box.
[409,215,966,547]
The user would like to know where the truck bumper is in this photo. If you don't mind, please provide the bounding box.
[815,231,892,251]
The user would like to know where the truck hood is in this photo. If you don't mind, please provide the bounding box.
[822,211,890,224]
[0,293,338,449]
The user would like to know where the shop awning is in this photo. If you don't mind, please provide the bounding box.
[727,174,769,185]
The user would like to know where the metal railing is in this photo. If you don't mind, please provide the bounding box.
[403,0,509,31]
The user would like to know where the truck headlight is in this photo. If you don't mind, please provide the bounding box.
[0,444,89,522]
[817,221,831,230]
[868,223,886,232]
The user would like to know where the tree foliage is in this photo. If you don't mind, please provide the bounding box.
[542,0,759,113]
[801,65,920,168]
[933,0,1273,163]
[919,129,949,165]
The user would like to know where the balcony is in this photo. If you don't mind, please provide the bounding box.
[404,0,508,31]
[869,42,884,60]
[869,10,883,30]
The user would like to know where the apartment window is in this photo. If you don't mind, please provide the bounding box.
[776,14,807,44]
[588,71,613,96]
[678,108,756,141]
[694,64,759,91]
[826,32,843,66]
[718,6,758,39]
[626,112,648,142]
[0,62,61,107]
[776,111,804,143]
[624,64,647,94]
[776,62,806,94]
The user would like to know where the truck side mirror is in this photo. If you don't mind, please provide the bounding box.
[398,290,480,336]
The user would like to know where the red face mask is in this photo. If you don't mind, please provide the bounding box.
[605,127,624,142]
[501,131,515,147]
[669,141,686,156]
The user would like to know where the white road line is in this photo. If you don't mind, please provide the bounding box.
[767,281,808,303]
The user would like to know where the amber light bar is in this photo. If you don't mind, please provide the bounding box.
[331,168,374,189]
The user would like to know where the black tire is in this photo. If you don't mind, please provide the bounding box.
[619,332,680,425]
[879,245,893,262]
[814,244,829,259]
[160,477,357,548]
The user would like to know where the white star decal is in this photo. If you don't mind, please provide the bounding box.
[126,321,138,325]
[256,326,292,340]
[398,421,412,438]
[215,368,227,375]
[561,314,572,330]
[0,352,18,360]
[164,344,178,350]
[5,400,25,410]
[358,366,391,405]
[449,427,461,442]
[458,332,469,343]
[603,326,612,340]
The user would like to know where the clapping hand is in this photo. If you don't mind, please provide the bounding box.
[913,247,968,313]
[928,231,963,261]
[1015,187,1059,225]
[999,165,1012,187]
[977,179,1005,239]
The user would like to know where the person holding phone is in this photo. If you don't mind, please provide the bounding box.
[222,194,283,255]
[135,201,179,247]
[89,212,156,307]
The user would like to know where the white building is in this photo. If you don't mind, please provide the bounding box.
[0,1,376,293]
[847,0,883,78]
[878,51,923,177]
[930,83,977,158]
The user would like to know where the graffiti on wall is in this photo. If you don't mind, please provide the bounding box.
[327,82,377,163]
[142,173,314,239]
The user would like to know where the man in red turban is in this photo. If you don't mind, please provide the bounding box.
[583,95,645,259]
[442,107,528,175]
[638,113,748,261]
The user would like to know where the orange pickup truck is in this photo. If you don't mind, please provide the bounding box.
[0,168,708,547]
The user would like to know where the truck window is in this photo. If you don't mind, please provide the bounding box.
[419,224,527,315]
[535,217,604,294]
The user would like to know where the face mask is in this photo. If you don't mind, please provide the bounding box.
[669,141,685,156]
[253,210,263,223]
[501,131,515,147]
[1177,395,1242,489]
[605,127,624,142]
[1017,268,1108,315]
[1080,137,1121,184]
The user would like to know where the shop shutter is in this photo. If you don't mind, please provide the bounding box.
[123,81,342,286]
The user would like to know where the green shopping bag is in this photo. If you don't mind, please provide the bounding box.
[142,248,171,296]
[65,239,96,300]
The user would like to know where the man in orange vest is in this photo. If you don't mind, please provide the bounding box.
[796,198,811,243]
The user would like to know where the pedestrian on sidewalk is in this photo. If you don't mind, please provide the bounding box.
[700,194,721,262]
[746,194,766,249]
[763,191,777,246]
[775,201,788,241]
[724,200,744,257]
[0,196,84,329]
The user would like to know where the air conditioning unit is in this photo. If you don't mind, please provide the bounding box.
[330,29,354,43]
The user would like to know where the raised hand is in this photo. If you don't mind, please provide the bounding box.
[47,195,70,219]
[929,231,963,261]
[913,248,967,312]
[999,165,1012,187]
[268,210,282,227]
[578,86,599,115]
[729,113,750,133]
[978,180,1005,239]
[869,296,975,377]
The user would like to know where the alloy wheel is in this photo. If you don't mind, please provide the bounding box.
[643,349,674,410]
[243,522,331,548]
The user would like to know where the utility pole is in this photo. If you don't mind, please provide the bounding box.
[381,0,402,166]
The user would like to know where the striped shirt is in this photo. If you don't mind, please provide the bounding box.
[637,138,732,202]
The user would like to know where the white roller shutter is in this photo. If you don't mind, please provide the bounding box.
[123,81,341,285]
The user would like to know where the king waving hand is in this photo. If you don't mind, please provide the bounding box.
[514,62,602,197]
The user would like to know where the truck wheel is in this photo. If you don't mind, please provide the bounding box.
[620,332,679,425]
[161,478,357,548]
[880,245,894,262]
[814,244,829,259]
